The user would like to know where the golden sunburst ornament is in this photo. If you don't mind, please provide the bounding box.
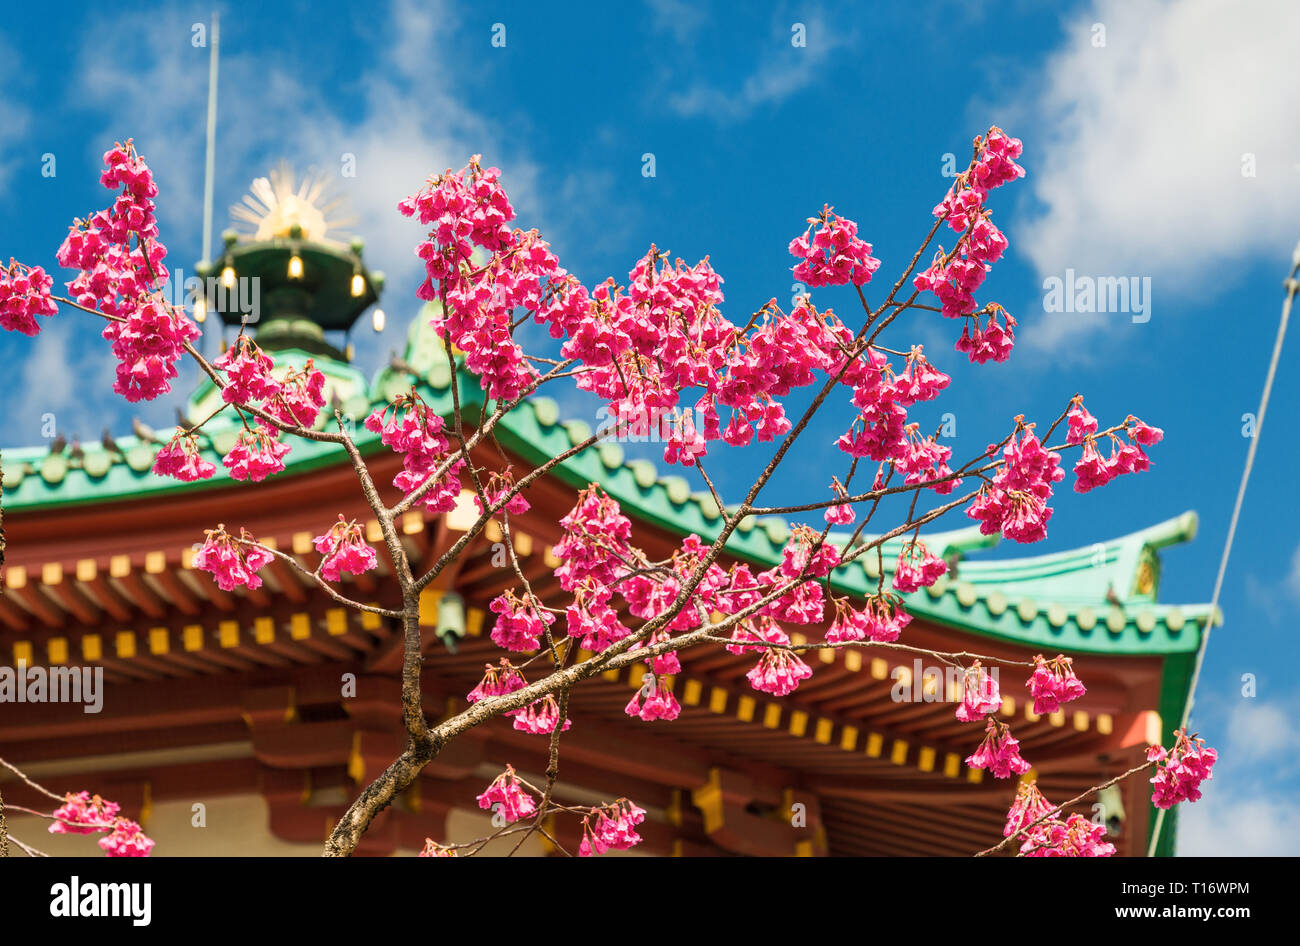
[230,161,355,244]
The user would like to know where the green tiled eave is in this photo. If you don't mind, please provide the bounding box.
[2,310,1218,657]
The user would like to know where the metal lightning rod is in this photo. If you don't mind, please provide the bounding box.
[199,11,220,354]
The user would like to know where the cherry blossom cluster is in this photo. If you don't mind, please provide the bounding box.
[742,625,814,696]
[513,694,571,735]
[263,359,327,428]
[967,422,1064,544]
[788,206,882,287]
[1004,774,1115,857]
[489,589,555,652]
[0,259,58,335]
[366,389,464,514]
[475,765,536,823]
[56,142,200,402]
[48,791,155,857]
[1020,813,1116,857]
[913,128,1023,363]
[214,335,280,405]
[473,469,531,517]
[1073,414,1165,494]
[965,717,1032,778]
[824,476,856,525]
[1027,654,1088,714]
[98,819,156,857]
[578,798,646,856]
[49,791,120,834]
[1004,780,1055,839]
[891,539,948,592]
[313,515,378,582]
[624,671,682,721]
[193,524,275,591]
[467,659,527,704]
[955,661,1002,721]
[222,424,291,482]
[825,592,913,644]
[153,430,217,482]
[1148,729,1218,808]
[399,158,541,404]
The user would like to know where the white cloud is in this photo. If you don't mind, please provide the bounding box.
[1287,543,1300,599]
[1005,0,1300,352]
[667,11,854,121]
[645,0,708,47]
[1224,699,1300,762]
[1179,793,1300,855]
[10,317,120,443]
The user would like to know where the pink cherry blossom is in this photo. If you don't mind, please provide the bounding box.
[0,259,58,335]
[971,128,1026,190]
[513,694,572,734]
[153,431,216,482]
[1072,439,1114,493]
[1150,728,1217,809]
[579,798,646,856]
[98,818,155,857]
[102,297,200,403]
[476,765,536,823]
[214,335,281,406]
[467,658,527,704]
[489,590,555,652]
[824,476,856,525]
[965,717,1032,778]
[367,391,464,514]
[825,593,912,644]
[1004,780,1055,838]
[892,347,950,406]
[1026,654,1087,715]
[193,525,274,591]
[624,676,682,721]
[553,485,634,593]
[1021,813,1115,857]
[967,422,1064,543]
[955,660,1002,721]
[313,515,378,582]
[222,425,291,482]
[733,621,812,696]
[48,791,120,835]
[265,360,326,428]
[566,589,631,652]
[473,470,531,517]
[418,839,456,857]
[892,540,948,592]
[1065,395,1098,445]
[789,206,882,287]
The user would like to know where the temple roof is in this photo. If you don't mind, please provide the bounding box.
[1,306,1218,658]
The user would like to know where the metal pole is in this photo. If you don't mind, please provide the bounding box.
[200,12,220,353]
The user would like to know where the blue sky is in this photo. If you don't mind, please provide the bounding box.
[2,0,1297,854]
